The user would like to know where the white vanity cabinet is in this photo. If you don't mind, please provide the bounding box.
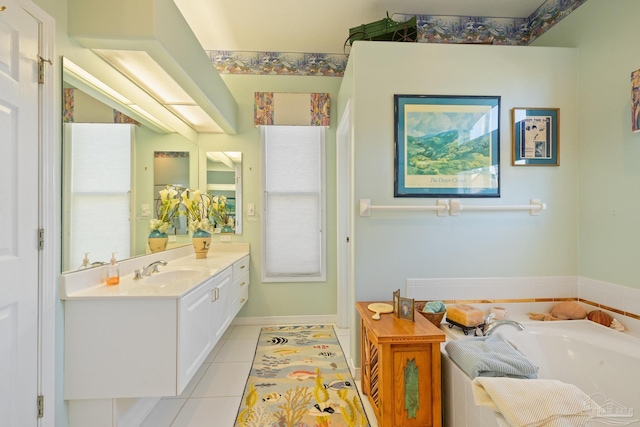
[63,252,250,401]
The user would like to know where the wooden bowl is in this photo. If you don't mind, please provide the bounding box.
[415,301,445,326]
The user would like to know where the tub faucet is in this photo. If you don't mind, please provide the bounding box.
[483,319,525,336]
[141,260,168,276]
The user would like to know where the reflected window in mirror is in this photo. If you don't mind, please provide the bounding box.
[62,123,133,271]
[206,152,242,234]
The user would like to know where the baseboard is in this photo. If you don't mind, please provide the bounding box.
[232,314,337,326]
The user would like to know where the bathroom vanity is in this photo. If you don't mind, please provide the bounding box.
[61,244,249,425]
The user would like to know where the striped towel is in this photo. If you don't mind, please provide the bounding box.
[445,333,538,379]
[472,377,603,427]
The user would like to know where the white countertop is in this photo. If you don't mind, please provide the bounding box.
[61,244,249,300]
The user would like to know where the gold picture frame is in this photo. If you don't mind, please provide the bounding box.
[399,297,415,321]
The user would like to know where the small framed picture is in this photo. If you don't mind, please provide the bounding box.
[393,289,401,317]
[512,107,559,166]
[399,297,415,321]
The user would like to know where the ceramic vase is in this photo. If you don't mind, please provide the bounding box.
[148,229,168,253]
[220,224,234,234]
[192,229,211,259]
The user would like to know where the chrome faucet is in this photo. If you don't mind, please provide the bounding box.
[141,260,168,276]
[483,319,525,336]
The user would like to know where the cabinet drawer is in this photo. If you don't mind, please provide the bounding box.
[232,255,249,279]
[233,279,249,315]
[232,270,250,299]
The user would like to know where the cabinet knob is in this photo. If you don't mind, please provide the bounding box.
[240,281,246,287]
[240,265,245,269]
[240,298,246,303]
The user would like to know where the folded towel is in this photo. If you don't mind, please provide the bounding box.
[422,300,446,313]
[444,334,539,379]
[472,377,603,427]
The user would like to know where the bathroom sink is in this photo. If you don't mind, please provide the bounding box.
[143,267,211,284]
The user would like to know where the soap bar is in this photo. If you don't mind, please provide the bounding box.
[446,304,483,327]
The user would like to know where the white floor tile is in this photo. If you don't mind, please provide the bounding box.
[356,381,378,427]
[220,325,235,342]
[165,362,211,400]
[213,338,258,363]
[141,324,379,427]
[139,398,186,427]
[205,338,225,362]
[191,361,251,398]
[228,324,263,340]
[171,397,241,427]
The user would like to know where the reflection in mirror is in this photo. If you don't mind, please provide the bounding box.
[153,151,189,235]
[61,57,198,273]
[206,152,242,234]
[62,123,134,271]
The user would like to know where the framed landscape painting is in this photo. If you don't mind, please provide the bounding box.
[394,95,500,198]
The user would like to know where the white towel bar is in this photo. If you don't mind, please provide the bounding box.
[359,199,450,217]
[359,198,546,217]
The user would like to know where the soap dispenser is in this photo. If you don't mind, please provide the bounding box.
[78,253,90,270]
[106,252,120,285]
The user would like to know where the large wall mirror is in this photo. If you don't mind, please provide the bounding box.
[61,57,242,273]
[206,152,242,234]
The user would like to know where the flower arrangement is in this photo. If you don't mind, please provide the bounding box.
[181,189,212,234]
[209,195,232,228]
[149,185,180,234]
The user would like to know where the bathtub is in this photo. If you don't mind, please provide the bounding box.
[441,319,640,427]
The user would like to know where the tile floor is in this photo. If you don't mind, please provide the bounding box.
[140,324,378,427]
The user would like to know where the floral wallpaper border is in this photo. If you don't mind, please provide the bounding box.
[208,0,586,77]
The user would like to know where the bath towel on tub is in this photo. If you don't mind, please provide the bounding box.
[444,333,538,379]
[472,377,603,427]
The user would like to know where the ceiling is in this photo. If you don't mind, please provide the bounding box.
[174,0,548,54]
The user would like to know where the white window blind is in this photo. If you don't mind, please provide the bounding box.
[261,126,325,282]
[64,123,132,270]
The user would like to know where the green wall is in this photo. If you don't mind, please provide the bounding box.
[343,41,579,301]
[533,0,640,289]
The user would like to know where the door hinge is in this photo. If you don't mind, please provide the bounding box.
[37,395,44,418]
[38,56,52,85]
[38,228,45,250]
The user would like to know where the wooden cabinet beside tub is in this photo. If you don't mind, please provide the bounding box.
[63,254,250,399]
[356,301,446,427]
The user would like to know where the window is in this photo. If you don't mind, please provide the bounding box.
[261,126,325,282]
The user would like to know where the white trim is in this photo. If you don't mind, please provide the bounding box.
[336,100,352,329]
[18,0,57,425]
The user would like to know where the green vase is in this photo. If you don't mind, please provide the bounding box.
[220,224,234,234]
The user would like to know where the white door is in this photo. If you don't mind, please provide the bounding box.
[0,1,41,425]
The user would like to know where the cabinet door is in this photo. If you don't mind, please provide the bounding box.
[212,268,232,344]
[177,279,214,393]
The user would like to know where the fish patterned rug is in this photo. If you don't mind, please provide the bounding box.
[234,324,370,427]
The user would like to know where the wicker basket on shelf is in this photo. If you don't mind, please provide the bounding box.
[415,301,446,326]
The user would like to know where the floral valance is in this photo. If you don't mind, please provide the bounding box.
[254,92,330,127]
